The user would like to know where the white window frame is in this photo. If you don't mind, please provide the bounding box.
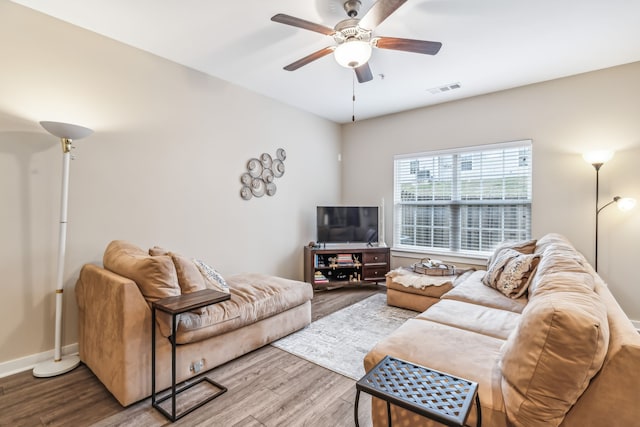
[393,140,532,259]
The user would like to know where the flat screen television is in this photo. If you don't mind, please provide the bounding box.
[316,206,379,245]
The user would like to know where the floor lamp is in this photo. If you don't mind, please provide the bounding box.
[583,151,636,272]
[33,121,93,378]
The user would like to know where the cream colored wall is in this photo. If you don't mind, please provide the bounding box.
[0,2,341,364]
[341,62,640,321]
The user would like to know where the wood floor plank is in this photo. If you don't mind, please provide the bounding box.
[311,286,383,321]
[229,415,265,427]
[0,287,379,427]
[340,381,373,426]
[315,388,368,427]
[262,373,356,427]
[258,367,348,426]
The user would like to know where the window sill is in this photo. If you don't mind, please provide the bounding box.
[391,247,488,267]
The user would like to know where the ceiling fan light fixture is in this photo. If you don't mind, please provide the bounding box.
[334,40,372,68]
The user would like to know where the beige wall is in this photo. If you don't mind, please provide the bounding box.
[0,2,341,365]
[2,1,639,369]
[341,61,640,321]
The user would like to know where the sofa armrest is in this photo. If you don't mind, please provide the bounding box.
[76,263,165,406]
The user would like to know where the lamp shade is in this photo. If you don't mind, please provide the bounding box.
[40,121,93,140]
[334,40,372,68]
[617,197,637,211]
[583,150,614,165]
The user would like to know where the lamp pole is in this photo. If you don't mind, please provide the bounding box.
[585,150,636,273]
[593,163,602,272]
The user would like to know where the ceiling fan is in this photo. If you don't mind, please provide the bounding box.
[271,0,442,83]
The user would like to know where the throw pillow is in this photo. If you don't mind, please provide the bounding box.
[104,240,180,302]
[483,248,540,298]
[486,239,537,268]
[149,245,171,256]
[169,253,207,294]
[193,259,230,294]
[104,240,180,338]
[148,246,211,295]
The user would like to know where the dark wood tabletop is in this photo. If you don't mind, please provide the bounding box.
[152,289,230,314]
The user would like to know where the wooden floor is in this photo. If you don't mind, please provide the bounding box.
[0,286,384,427]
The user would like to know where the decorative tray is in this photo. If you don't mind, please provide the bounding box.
[412,258,457,276]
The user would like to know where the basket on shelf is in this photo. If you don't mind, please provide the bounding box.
[412,258,456,276]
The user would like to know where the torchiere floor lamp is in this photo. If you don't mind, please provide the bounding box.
[583,151,636,272]
[33,121,93,377]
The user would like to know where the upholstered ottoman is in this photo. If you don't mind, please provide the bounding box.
[386,268,455,312]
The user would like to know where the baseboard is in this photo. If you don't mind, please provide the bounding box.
[0,343,78,378]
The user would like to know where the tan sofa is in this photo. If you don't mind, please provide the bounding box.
[366,233,640,426]
[75,240,313,406]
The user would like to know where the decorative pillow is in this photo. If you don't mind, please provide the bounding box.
[148,247,206,294]
[149,245,170,256]
[169,253,207,294]
[483,248,540,298]
[193,259,230,294]
[104,240,180,338]
[104,240,180,303]
[487,239,537,268]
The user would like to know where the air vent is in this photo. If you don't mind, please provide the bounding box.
[427,82,461,95]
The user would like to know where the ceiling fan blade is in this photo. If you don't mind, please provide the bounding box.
[373,37,442,55]
[355,63,373,83]
[283,46,336,71]
[271,14,335,35]
[358,0,408,30]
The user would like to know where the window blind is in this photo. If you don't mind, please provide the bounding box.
[393,140,532,255]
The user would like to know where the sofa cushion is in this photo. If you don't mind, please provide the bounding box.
[499,290,609,427]
[173,273,313,344]
[104,240,181,337]
[483,248,540,298]
[486,238,537,268]
[365,318,508,427]
[104,240,180,303]
[417,299,521,340]
[529,233,593,297]
[561,277,640,427]
[442,270,528,313]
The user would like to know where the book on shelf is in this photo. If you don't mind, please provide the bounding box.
[314,254,327,268]
[336,254,354,265]
[314,271,329,284]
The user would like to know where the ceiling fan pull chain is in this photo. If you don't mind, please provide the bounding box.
[352,74,356,122]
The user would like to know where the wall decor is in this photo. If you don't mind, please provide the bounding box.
[241,148,286,200]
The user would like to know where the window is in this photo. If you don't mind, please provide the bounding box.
[394,140,532,256]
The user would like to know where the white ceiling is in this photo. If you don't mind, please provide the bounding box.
[12,0,640,124]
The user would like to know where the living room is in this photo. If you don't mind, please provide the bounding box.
[1,0,639,425]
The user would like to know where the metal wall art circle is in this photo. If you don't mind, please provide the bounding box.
[240,148,286,200]
[272,159,285,177]
[261,153,273,168]
[247,158,263,177]
[240,186,252,200]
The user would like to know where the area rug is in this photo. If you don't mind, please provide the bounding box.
[271,293,416,380]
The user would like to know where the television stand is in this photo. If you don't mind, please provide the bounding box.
[304,245,390,290]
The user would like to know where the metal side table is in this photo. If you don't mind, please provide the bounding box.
[355,355,481,427]
[152,289,230,422]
